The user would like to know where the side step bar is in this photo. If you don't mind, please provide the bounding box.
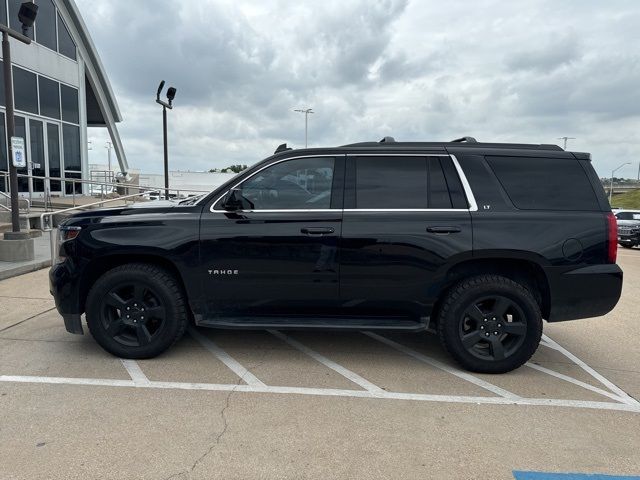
[196,316,430,332]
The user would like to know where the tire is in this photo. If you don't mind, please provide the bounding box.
[86,263,188,359]
[437,274,542,374]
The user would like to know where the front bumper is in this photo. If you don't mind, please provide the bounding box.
[546,264,623,322]
[617,234,639,246]
[49,262,84,334]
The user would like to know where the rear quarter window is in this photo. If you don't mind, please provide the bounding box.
[486,156,600,211]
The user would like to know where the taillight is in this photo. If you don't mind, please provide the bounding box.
[606,212,617,264]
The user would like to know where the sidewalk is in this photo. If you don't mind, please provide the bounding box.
[0,230,53,281]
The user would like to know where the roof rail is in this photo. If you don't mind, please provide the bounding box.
[274,143,292,154]
[450,136,477,143]
[379,136,396,143]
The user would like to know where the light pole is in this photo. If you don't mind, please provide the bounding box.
[156,81,177,200]
[557,136,576,150]
[105,141,112,173]
[294,108,314,148]
[610,162,631,203]
[1,2,38,235]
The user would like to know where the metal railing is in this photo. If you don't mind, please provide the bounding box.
[0,170,210,212]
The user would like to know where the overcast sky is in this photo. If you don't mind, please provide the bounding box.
[76,0,640,179]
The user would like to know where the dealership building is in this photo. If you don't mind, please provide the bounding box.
[0,0,127,198]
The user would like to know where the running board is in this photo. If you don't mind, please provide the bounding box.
[196,316,430,332]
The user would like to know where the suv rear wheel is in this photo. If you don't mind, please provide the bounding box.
[437,274,542,373]
[86,263,188,359]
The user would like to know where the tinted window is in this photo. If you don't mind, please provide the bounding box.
[29,119,45,192]
[47,123,62,191]
[616,212,640,221]
[15,116,28,191]
[356,157,430,209]
[486,156,600,211]
[238,157,334,210]
[63,124,81,171]
[0,113,6,192]
[0,61,4,107]
[39,76,61,119]
[61,84,79,123]
[0,1,6,27]
[57,13,76,60]
[13,67,38,114]
[35,0,57,51]
[64,172,82,194]
[429,157,453,209]
[9,0,33,40]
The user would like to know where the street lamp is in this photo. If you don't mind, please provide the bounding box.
[156,80,177,200]
[294,108,313,148]
[1,2,38,236]
[610,162,631,203]
[557,136,576,150]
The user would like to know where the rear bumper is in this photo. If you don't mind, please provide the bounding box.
[546,264,623,322]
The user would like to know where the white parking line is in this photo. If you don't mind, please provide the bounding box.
[188,327,266,387]
[269,330,385,394]
[364,332,521,400]
[525,362,628,403]
[1,374,639,413]
[121,359,151,386]
[541,334,640,407]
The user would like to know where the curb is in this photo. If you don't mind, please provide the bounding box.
[0,260,52,281]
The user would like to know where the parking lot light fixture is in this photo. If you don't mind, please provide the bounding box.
[156,81,178,200]
[1,2,38,235]
[610,162,631,202]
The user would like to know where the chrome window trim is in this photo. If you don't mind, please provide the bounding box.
[449,154,478,212]
[208,153,479,214]
[209,154,339,212]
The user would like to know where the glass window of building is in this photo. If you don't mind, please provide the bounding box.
[0,2,6,32]
[47,123,62,192]
[13,67,39,115]
[35,0,58,51]
[0,113,6,192]
[39,76,61,119]
[63,123,81,171]
[57,13,77,60]
[29,119,46,192]
[15,117,28,191]
[0,61,5,107]
[61,84,79,124]
[9,0,34,40]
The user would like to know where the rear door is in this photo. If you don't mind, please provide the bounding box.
[339,154,473,317]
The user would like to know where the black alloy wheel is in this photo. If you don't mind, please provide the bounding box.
[438,274,543,373]
[86,263,188,359]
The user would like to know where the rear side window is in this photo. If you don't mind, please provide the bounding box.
[486,156,600,211]
[355,156,454,209]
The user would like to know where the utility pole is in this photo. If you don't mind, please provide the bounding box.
[557,137,576,150]
[294,108,314,148]
[156,81,177,200]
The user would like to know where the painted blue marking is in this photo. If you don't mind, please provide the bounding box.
[513,472,640,480]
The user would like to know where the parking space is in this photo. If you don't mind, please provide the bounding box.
[0,251,639,479]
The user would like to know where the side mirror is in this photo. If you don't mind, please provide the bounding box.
[223,188,244,211]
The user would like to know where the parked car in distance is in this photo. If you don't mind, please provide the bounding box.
[50,137,623,373]
[615,210,640,249]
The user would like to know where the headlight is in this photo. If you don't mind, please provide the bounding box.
[54,226,82,264]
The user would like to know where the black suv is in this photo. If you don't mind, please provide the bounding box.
[50,138,623,373]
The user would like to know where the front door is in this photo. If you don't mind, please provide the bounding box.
[199,155,344,318]
[339,154,473,319]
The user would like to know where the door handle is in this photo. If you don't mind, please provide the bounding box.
[426,226,462,234]
[301,227,335,236]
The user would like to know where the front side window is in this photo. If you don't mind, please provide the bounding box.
[234,157,335,210]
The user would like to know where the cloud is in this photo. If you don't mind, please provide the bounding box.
[77,0,640,178]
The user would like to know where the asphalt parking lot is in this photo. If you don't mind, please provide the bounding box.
[1,251,639,480]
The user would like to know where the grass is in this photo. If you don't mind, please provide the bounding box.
[611,189,640,209]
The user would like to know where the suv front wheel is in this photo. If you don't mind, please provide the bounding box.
[86,263,188,359]
[437,274,542,374]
